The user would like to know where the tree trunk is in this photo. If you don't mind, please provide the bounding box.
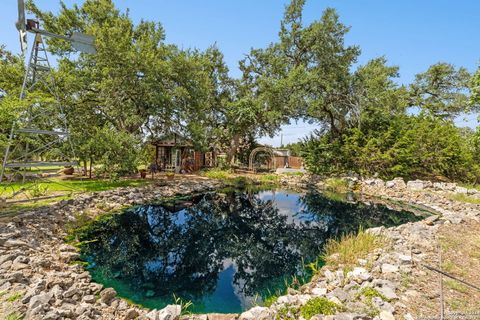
[89,158,93,179]
[83,160,87,176]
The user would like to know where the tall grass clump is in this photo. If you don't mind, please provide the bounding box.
[258,174,280,184]
[447,193,480,205]
[322,228,385,269]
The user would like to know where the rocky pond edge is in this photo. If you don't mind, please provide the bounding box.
[0,175,479,320]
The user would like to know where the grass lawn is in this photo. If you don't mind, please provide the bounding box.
[1,178,152,196]
[0,177,152,215]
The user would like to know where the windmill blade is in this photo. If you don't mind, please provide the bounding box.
[19,30,28,54]
[30,28,97,54]
[16,0,27,54]
[16,0,26,32]
[70,32,96,54]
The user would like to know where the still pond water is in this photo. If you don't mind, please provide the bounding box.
[78,189,424,313]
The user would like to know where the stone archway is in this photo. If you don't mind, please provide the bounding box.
[248,147,276,172]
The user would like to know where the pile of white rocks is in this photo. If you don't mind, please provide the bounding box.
[2,174,479,319]
[0,178,221,320]
[364,177,480,198]
[234,176,480,320]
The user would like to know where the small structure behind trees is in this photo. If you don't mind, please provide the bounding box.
[151,133,213,173]
[248,146,304,172]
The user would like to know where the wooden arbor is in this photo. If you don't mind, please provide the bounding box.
[248,147,276,172]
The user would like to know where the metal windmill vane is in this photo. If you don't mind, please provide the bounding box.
[0,0,95,189]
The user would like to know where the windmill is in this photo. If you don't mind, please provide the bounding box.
[0,0,95,188]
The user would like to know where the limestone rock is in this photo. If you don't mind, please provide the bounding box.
[145,310,159,320]
[381,264,399,273]
[455,186,468,194]
[407,180,425,191]
[82,294,96,303]
[347,267,371,282]
[311,287,327,296]
[125,308,140,320]
[158,304,181,320]
[29,292,54,311]
[424,215,439,226]
[398,254,412,265]
[379,311,395,320]
[60,251,80,263]
[377,286,398,300]
[239,306,272,320]
[63,286,78,298]
[99,287,117,304]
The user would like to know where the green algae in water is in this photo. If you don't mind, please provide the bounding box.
[77,189,424,313]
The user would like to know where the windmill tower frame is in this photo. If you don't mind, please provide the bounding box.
[0,1,95,195]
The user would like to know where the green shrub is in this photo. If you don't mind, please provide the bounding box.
[355,287,388,316]
[6,292,23,302]
[275,305,299,320]
[300,297,342,319]
[302,115,479,183]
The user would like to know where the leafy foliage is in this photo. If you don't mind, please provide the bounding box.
[1,0,479,182]
[302,115,479,182]
[300,297,343,319]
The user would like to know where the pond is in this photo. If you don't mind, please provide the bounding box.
[77,189,425,314]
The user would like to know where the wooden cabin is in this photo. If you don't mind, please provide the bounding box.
[151,133,208,173]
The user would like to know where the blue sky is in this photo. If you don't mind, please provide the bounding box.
[1,0,479,145]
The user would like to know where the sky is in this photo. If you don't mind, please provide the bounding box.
[1,0,479,146]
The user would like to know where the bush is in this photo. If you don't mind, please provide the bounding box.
[302,115,479,183]
[300,297,342,319]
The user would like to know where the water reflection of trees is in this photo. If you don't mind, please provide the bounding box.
[80,190,421,303]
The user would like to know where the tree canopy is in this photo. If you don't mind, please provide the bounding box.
[0,0,479,182]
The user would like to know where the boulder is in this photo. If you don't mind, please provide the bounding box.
[99,287,117,304]
[29,292,54,311]
[467,188,479,195]
[239,306,272,320]
[406,180,425,191]
[145,310,158,320]
[60,251,80,263]
[398,254,412,265]
[432,182,456,191]
[125,309,140,320]
[376,286,398,300]
[455,186,468,194]
[311,287,327,296]
[424,215,439,226]
[347,267,371,282]
[329,287,349,302]
[385,181,395,188]
[379,311,395,320]
[388,178,406,189]
[59,244,77,252]
[158,304,181,320]
[381,264,399,273]
[63,286,78,298]
[82,294,96,303]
